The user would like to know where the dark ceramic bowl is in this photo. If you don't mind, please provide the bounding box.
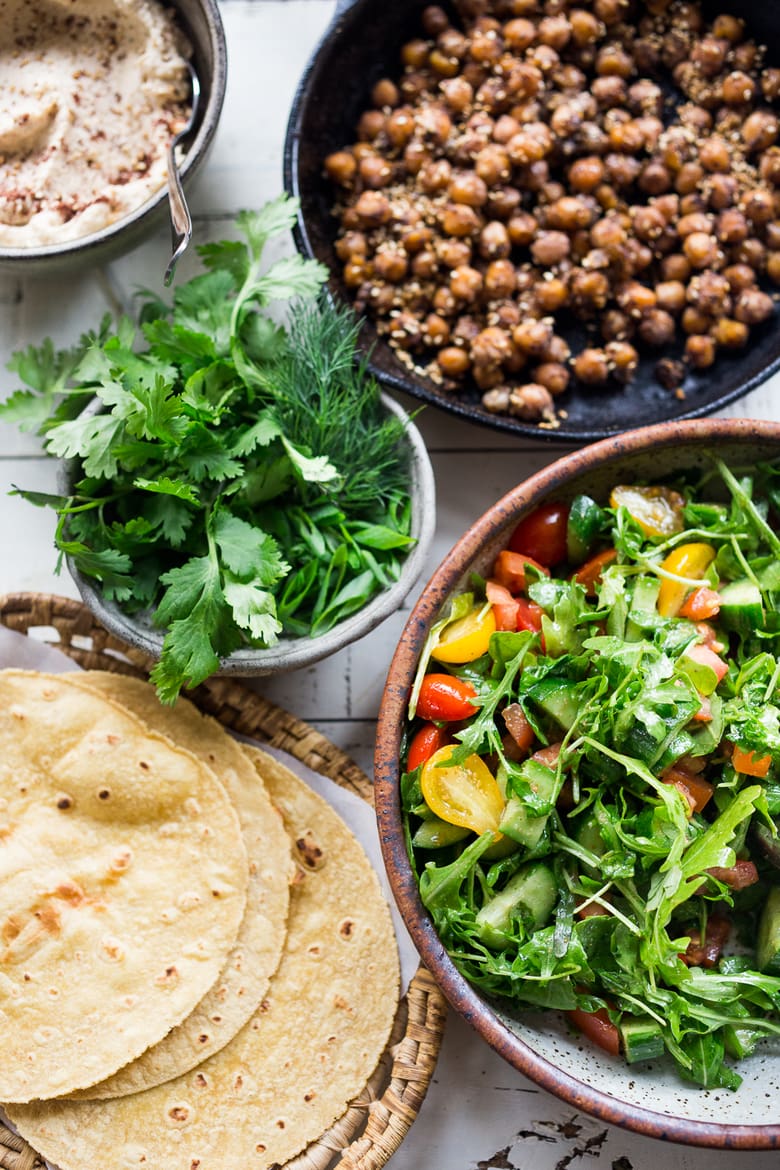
[0,0,226,277]
[284,0,780,443]
[375,418,780,1147]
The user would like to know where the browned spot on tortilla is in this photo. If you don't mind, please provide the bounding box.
[295,831,325,869]
[339,918,355,939]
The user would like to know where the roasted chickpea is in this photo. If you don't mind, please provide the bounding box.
[324,150,357,185]
[699,137,731,173]
[512,318,554,355]
[509,210,540,244]
[569,8,601,44]
[568,156,606,193]
[534,361,570,395]
[601,308,635,341]
[574,347,610,385]
[683,231,720,269]
[484,258,518,296]
[655,280,687,313]
[535,276,569,312]
[712,317,749,347]
[508,383,555,419]
[685,333,717,368]
[734,288,775,324]
[470,326,513,367]
[450,264,484,301]
[606,340,639,382]
[531,230,571,266]
[722,70,757,105]
[437,346,470,377]
[743,111,779,153]
[638,308,676,347]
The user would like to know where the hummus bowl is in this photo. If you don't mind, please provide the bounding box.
[375,417,780,1148]
[0,0,226,276]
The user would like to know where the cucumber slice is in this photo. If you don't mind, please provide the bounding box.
[498,760,556,847]
[620,1017,665,1063]
[475,862,557,949]
[412,817,470,850]
[756,886,780,974]
[718,579,764,637]
[529,678,580,731]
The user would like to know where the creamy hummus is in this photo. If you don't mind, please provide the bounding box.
[0,0,192,247]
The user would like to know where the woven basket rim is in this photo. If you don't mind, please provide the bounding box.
[0,591,446,1170]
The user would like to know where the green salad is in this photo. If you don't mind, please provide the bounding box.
[401,457,780,1090]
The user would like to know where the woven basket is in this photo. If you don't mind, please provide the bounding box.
[0,593,447,1170]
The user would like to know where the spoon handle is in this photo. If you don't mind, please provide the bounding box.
[164,62,201,287]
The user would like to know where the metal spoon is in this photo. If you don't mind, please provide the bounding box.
[164,60,201,287]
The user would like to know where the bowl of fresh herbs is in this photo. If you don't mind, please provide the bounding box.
[4,195,435,701]
[375,417,780,1148]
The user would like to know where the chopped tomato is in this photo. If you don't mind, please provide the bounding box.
[501,703,535,755]
[407,723,449,772]
[679,587,722,621]
[532,742,563,768]
[421,746,504,838]
[576,898,610,919]
[416,674,479,722]
[705,861,759,890]
[508,502,570,567]
[684,642,729,683]
[680,916,730,968]
[567,1006,620,1056]
[695,622,726,653]
[486,579,520,631]
[574,548,618,595]
[493,549,549,594]
[515,597,544,634]
[692,696,712,723]
[662,765,714,812]
[557,777,575,810]
[732,745,772,777]
[666,778,697,817]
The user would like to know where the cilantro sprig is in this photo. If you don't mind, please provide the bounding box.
[3,196,415,702]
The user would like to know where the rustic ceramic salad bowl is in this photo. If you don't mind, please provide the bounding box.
[375,417,780,1147]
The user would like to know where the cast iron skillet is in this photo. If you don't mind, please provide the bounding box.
[283,0,780,444]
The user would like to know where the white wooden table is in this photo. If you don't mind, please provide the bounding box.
[2,3,780,1166]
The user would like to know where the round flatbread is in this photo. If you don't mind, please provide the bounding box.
[63,673,293,1099]
[0,669,247,1103]
[8,748,401,1170]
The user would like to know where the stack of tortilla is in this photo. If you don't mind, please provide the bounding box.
[0,669,400,1170]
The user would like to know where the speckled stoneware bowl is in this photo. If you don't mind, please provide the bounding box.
[63,392,436,676]
[374,417,780,1148]
[0,0,226,277]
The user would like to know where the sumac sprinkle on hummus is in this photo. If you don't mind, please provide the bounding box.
[0,0,192,247]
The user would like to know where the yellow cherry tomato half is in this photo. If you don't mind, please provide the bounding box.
[610,484,685,538]
[430,604,497,664]
[421,746,505,838]
[657,542,716,617]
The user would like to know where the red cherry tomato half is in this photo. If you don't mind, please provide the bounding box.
[416,674,479,722]
[407,723,449,772]
[515,597,544,633]
[508,502,570,568]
